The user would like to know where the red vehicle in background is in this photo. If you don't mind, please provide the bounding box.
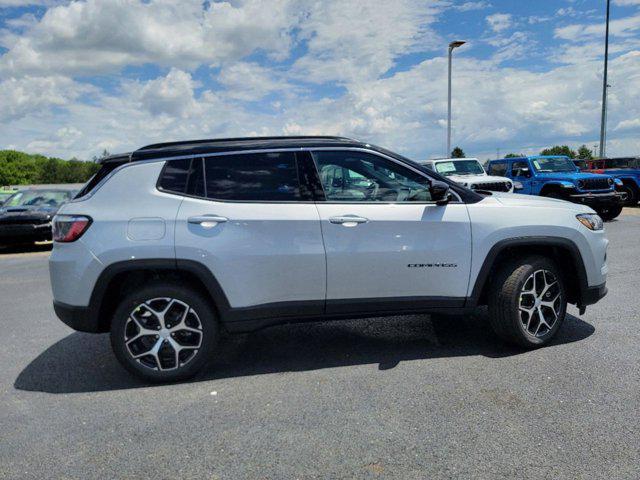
[577,157,640,206]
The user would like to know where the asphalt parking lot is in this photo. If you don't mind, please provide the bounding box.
[1,211,639,479]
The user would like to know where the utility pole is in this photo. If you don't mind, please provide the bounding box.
[598,0,611,159]
[447,41,465,156]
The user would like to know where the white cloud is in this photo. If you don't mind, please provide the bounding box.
[218,62,292,101]
[452,1,492,12]
[555,14,640,42]
[613,0,640,6]
[486,13,513,33]
[0,75,95,122]
[291,0,443,84]
[615,118,640,130]
[0,0,298,75]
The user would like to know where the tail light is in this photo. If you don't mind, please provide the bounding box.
[53,215,92,242]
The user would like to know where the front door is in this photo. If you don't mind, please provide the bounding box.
[511,160,533,194]
[309,150,472,314]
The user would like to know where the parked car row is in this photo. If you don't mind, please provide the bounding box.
[419,155,627,221]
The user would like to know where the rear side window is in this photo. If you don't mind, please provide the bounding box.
[158,158,190,193]
[203,152,303,201]
[489,162,507,176]
[75,161,125,199]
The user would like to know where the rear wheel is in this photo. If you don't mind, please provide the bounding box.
[110,282,218,382]
[597,205,623,221]
[488,256,567,348]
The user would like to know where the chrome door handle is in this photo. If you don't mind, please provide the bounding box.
[188,215,228,228]
[329,215,369,226]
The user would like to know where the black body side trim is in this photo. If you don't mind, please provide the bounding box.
[53,301,97,333]
[467,236,592,307]
[582,282,608,306]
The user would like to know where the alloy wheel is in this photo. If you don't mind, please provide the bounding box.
[518,270,562,338]
[124,298,203,371]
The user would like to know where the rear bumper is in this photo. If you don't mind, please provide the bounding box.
[53,301,100,333]
[569,192,623,207]
[580,282,608,307]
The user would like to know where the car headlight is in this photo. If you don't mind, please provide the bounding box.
[576,213,604,231]
[608,178,614,186]
[577,180,585,189]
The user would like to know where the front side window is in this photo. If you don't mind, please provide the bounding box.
[313,151,431,202]
[434,160,485,177]
[511,161,531,177]
[531,157,577,173]
[203,152,302,201]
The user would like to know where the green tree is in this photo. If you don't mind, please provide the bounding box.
[0,150,100,185]
[540,145,577,158]
[577,145,593,160]
[504,153,524,158]
[451,147,466,158]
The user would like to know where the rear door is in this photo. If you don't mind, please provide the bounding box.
[173,152,326,319]
[308,149,472,314]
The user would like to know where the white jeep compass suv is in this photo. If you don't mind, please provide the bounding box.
[420,158,514,193]
[50,137,608,382]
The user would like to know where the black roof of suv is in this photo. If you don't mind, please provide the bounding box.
[100,136,368,164]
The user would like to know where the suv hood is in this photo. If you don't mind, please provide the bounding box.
[447,174,509,184]
[489,192,594,213]
[0,205,58,223]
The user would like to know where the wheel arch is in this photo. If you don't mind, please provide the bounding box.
[90,259,231,333]
[467,237,589,308]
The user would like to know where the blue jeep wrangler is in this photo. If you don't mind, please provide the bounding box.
[488,155,624,220]
[585,157,640,206]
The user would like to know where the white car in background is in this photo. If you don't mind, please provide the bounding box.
[419,158,514,193]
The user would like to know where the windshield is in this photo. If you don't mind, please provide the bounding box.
[4,190,72,208]
[531,157,577,173]
[435,160,485,177]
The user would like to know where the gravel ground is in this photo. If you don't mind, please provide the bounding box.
[1,213,639,479]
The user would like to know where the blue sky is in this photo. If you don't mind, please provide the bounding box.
[0,0,639,160]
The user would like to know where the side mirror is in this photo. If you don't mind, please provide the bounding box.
[430,180,450,205]
[513,181,524,191]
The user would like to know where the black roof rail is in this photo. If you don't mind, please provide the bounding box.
[136,136,355,152]
[98,135,366,164]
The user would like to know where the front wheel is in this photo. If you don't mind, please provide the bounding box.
[488,256,567,348]
[110,282,218,382]
[597,205,623,221]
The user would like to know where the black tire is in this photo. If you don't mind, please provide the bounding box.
[110,282,218,382]
[597,205,623,221]
[619,184,637,206]
[488,256,567,348]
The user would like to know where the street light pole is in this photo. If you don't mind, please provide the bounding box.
[598,0,611,159]
[447,40,465,157]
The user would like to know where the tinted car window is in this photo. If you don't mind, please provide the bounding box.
[489,162,507,176]
[512,161,530,177]
[313,151,431,202]
[75,161,125,199]
[203,152,302,201]
[158,158,191,194]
